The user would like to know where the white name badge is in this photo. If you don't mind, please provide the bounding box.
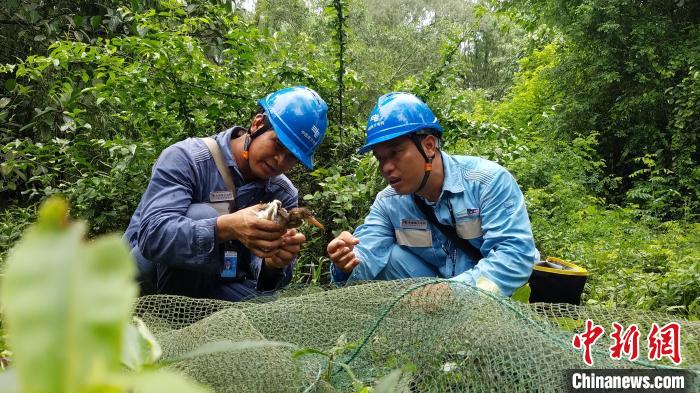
[209,190,234,202]
[401,218,428,230]
[395,229,433,247]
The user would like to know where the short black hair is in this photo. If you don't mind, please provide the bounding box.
[414,128,440,138]
[412,128,441,149]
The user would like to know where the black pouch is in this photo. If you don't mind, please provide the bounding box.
[219,240,251,283]
[528,257,588,305]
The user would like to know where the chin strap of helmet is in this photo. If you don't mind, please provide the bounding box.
[242,114,273,160]
[409,133,435,194]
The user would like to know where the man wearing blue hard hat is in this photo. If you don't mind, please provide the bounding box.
[125,86,328,301]
[327,92,537,296]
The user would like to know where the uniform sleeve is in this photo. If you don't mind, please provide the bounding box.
[252,182,299,291]
[331,194,397,284]
[450,169,537,296]
[137,145,218,266]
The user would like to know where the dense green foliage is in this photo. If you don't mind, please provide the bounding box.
[1,0,698,322]
[503,0,700,219]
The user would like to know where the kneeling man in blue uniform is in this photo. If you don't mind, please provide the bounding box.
[125,86,328,301]
[327,92,537,296]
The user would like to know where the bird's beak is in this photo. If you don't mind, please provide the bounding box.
[305,216,324,230]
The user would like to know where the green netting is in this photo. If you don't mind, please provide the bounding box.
[134,279,700,392]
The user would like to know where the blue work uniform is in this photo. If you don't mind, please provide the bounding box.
[331,151,538,296]
[124,127,298,301]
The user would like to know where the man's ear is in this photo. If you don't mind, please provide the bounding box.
[250,113,265,132]
[421,134,438,156]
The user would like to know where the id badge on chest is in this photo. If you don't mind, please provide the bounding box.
[221,251,237,278]
[208,190,235,216]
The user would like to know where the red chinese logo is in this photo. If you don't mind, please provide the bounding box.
[571,320,683,366]
[647,322,682,364]
[609,322,640,361]
[572,319,605,366]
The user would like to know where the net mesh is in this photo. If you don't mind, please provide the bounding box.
[134,279,700,392]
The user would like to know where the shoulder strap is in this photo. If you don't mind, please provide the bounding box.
[202,137,237,211]
[412,194,483,262]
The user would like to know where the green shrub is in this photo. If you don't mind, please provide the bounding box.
[292,155,385,283]
[0,205,35,268]
[528,180,700,317]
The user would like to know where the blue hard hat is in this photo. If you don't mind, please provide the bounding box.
[358,92,442,154]
[258,86,328,169]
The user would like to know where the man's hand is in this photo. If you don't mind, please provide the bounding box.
[264,228,306,269]
[216,204,285,258]
[327,231,361,273]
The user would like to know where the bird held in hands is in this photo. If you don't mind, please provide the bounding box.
[256,200,324,230]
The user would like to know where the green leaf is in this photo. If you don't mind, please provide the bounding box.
[292,347,329,359]
[551,317,584,333]
[121,317,163,371]
[511,283,531,303]
[0,197,137,393]
[36,196,70,230]
[4,79,15,91]
[90,16,102,29]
